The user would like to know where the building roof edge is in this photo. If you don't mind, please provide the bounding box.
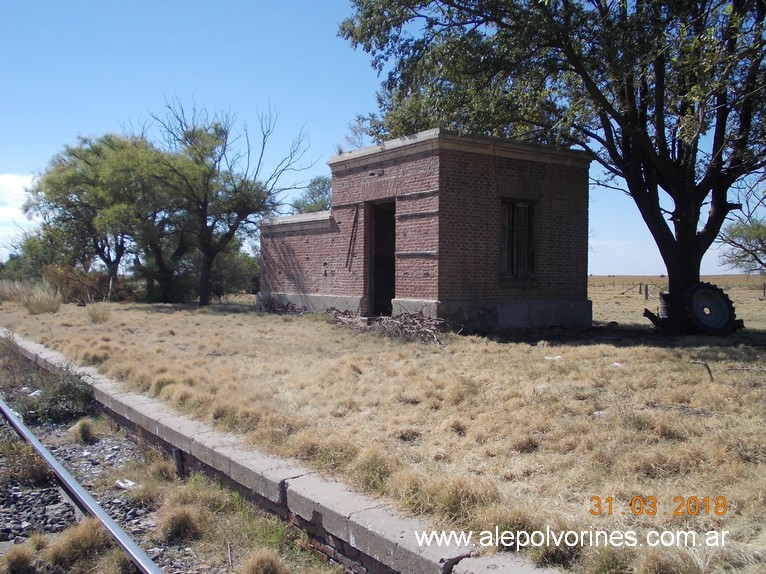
[327,129,592,171]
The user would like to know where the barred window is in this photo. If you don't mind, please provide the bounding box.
[501,201,533,278]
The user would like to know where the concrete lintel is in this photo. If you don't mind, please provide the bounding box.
[260,211,334,234]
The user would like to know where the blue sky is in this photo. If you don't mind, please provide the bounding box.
[0,1,732,274]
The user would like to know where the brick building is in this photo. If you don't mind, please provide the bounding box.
[259,129,592,331]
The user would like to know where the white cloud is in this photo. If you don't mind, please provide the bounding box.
[0,174,37,262]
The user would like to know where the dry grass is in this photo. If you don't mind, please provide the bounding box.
[86,302,111,323]
[1,276,765,572]
[239,549,289,574]
[0,441,52,486]
[0,544,35,574]
[103,458,338,573]
[0,279,62,314]
[44,517,112,568]
[67,417,101,444]
[156,505,204,543]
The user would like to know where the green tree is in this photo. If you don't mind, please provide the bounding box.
[342,0,766,332]
[719,173,766,273]
[24,135,149,291]
[0,226,71,281]
[207,240,262,298]
[149,103,308,306]
[291,175,332,214]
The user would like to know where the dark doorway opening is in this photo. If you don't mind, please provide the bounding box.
[370,202,396,316]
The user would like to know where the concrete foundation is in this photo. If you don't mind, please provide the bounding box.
[257,291,364,314]
[438,298,593,331]
[260,291,592,332]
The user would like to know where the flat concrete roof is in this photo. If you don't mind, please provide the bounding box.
[259,210,333,233]
[328,128,592,172]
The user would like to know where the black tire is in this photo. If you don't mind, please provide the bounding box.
[683,282,736,335]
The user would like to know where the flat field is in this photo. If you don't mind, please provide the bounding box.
[1,276,764,573]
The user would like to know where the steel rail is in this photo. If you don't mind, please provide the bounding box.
[0,398,164,574]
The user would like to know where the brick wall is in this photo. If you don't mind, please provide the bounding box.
[260,129,591,328]
[438,148,589,300]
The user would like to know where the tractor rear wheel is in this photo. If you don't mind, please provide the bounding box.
[683,282,736,335]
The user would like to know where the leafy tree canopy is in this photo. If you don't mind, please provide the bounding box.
[291,175,332,214]
[19,102,308,305]
[342,0,766,331]
[719,173,766,273]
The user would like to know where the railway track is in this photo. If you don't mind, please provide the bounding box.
[0,397,164,573]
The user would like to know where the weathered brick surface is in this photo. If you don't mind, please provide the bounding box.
[438,148,589,300]
[260,129,591,328]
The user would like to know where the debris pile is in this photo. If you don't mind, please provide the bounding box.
[256,299,306,316]
[327,308,448,344]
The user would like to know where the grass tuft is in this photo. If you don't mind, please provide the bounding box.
[0,441,52,486]
[0,280,63,314]
[579,547,633,574]
[239,549,289,574]
[44,517,112,567]
[86,303,110,323]
[68,417,100,444]
[156,505,203,543]
[354,446,398,493]
[95,548,137,574]
[431,476,500,525]
[0,544,35,574]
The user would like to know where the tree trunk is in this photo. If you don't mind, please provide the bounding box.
[629,177,706,334]
[198,254,214,307]
[662,250,702,334]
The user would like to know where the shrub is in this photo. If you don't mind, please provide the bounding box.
[13,367,95,424]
